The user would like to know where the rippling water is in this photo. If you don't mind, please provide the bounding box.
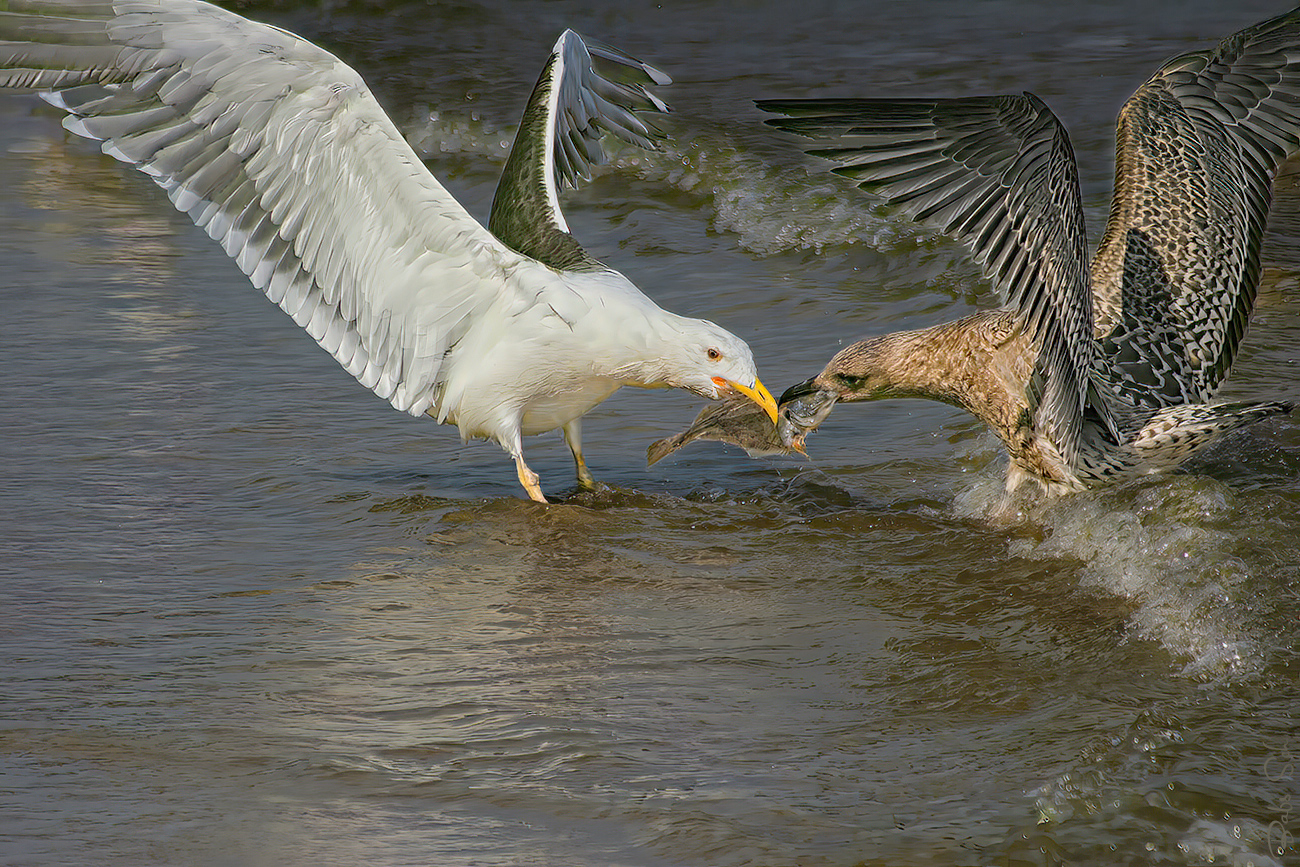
[3,2,1299,865]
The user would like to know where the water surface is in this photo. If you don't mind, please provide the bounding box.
[2,2,1299,865]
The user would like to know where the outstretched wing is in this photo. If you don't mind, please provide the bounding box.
[1092,7,1300,408]
[758,94,1109,463]
[0,0,573,419]
[488,30,670,271]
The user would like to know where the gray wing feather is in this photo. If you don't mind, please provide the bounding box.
[758,94,1106,462]
[1093,7,1300,408]
[556,33,670,185]
[488,29,670,270]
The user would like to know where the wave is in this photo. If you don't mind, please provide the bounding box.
[405,109,926,257]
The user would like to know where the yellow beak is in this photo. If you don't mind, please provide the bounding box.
[712,376,779,423]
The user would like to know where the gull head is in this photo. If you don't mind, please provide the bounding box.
[776,337,894,448]
[663,318,777,423]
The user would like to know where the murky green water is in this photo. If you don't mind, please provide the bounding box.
[2,2,1298,865]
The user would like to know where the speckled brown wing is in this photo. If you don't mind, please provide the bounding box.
[1093,7,1300,409]
[757,94,1106,464]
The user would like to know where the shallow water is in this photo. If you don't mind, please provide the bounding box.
[3,2,1300,865]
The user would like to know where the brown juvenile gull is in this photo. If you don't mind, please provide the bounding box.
[764,8,1300,495]
[0,1,777,503]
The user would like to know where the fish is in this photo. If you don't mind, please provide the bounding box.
[647,394,808,465]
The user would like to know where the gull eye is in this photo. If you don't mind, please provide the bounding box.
[706,347,723,362]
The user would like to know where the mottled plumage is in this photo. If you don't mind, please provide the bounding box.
[0,1,777,502]
[765,8,1300,493]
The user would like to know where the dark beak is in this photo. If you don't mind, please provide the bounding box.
[778,377,820,406]
[776,377,838,448]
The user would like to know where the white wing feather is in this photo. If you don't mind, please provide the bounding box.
[1,0,550,418]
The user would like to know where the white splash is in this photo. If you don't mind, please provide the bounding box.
[955,458,1265,681]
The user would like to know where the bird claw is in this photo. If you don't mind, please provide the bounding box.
[515,458,549,503]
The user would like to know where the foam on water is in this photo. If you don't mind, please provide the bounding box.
[952,454,1266,682]
[406,108,512,164]
[404,109,922,257]
[638,136,914,256]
